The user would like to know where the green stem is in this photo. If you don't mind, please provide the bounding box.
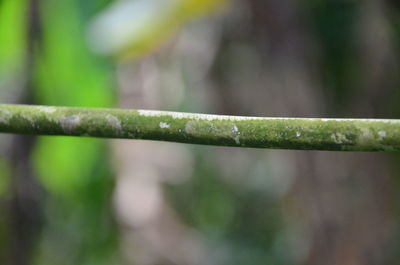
[0,104,399,152]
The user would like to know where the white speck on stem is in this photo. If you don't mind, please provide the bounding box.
[159,122,170,129]
[378,130,387,139]
[231,125,240,144]
[39,106,56,113]
[106,114,122,133]
[331,133,347,144]
[184,121,194,134]
[362,129,373,139]
[60,115,81,133]
[232,124,239,134]
[296,132,301,137]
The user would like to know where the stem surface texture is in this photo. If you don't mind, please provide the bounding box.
[0,104,399,152]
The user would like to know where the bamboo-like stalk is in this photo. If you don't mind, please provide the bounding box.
[0,104,399,152]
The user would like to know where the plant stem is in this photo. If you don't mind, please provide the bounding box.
[0,104,399,152]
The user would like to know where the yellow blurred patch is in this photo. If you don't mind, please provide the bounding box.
[178,0,228,17]
[116,0,229,59]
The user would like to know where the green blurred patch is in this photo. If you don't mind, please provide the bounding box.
[28,1,118,264]
[0,0,27,100]
[33,137,105,195]
[0,157,11,197]
[33,0,115,196]
[34,0,115,107]
[0,0,26,71]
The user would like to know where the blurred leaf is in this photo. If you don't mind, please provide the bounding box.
[35,0,115,107]
[0,0,26,71]
[0,0,27,100]
[34,137,105,195]
[30,1,118,263]
[33,0,115,195]
[88,0,228,58]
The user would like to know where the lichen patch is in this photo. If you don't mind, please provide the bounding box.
[184,121,195,134]
[331,133,348,144]
[22,113,35,126]
[39,106,56,113]
[378,130,387,138]
[232,124,239,133]
[106,114,122,133]
[159,122,170,129]
[60,115,81,133]
[231,124,241,144]
[0,109,11,124]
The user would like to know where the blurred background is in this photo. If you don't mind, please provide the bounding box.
[1,0,400,264]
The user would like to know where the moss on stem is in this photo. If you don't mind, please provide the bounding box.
[0,104,399,152]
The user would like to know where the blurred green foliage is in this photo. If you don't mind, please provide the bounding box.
[0,0,26,102]
[0,0,230,264]
[32,0,117,264]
